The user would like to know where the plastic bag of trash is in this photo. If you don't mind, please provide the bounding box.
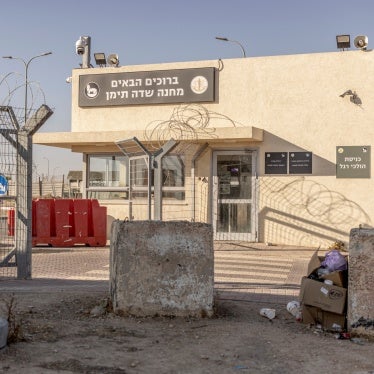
[321,250,347,271]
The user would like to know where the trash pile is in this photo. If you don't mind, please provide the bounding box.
[296,244,349,331]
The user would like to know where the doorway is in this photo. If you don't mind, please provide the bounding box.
[212,150,257,241]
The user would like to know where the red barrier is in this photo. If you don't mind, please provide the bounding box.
[7,198,107,247]
[33,199,56,243]
[7,209,15,236]
[52,199,75,246]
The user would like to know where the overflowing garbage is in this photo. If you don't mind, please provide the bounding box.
[298,244,349,331]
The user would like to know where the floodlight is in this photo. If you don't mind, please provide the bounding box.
[94,52,106,66]
[336,35,350,50]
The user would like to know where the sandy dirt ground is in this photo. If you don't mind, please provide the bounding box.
[0,289,373,374]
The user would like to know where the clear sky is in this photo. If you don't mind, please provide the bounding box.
[0,0,373,178]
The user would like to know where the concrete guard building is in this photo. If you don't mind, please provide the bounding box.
[34,49,373,247]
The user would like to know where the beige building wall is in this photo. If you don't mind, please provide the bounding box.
[35,50,374,247]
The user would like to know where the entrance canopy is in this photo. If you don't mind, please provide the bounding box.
[33,126,264,152]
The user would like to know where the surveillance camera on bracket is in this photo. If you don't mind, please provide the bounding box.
[354,35,368,50]
[75,36,91,68]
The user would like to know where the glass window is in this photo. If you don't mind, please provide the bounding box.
[86,153,185,201]
[88,155,128,188]
[130,157,149,187]
[162,155,184,187]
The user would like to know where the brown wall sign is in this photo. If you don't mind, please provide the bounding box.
[78,67,215,107]
[336,146,371,178]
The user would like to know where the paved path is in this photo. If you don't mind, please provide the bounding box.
[0,242,317,305]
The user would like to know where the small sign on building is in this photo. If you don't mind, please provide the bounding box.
[265,152,288,174]
[336,146,371,178]
[0,174,8,195]
[289,152,313,175]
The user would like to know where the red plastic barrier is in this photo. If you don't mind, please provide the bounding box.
[7,209,15,236]
[53,199,75,246]
[90,199,107,246]
[73,199,92,241]
[33,199,56,242]
[6,198,107,247]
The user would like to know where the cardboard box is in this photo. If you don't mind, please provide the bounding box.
[307,250,348,287]
[302,304,346,331]
[299,277,347,314]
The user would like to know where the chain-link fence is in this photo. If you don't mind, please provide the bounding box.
[0,107,20,278]
[0,105,53,279]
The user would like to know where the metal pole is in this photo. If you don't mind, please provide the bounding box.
[2,53,52,279]
[215,37,247,58]
[3,52,52,125]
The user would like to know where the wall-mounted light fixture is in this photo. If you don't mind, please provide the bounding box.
[340,90,362,106]
[94,52,120,67]
[107,53,119,67]
[354,35,368,50]
[94,52,106,67]
[336,34,350,50]
[336,35,351,51]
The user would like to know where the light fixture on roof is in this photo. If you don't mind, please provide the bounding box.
[354,35,368,50]
[336,35,350,50]
[94,52,106,67]
[107,53,119,67]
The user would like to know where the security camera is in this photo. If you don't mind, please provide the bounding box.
[75,36,91,68]
[75,37,87,55]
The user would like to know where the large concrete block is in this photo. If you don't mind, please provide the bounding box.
[110,220,214,317]
[347,228,374,339]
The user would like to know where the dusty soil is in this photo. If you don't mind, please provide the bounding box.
[0,290,373,374]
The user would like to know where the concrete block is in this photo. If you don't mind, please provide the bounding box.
[347,228,374,339]
[0,318,8,349]
[110,220,214,318]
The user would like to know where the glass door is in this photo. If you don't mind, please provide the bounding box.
[213,151,257,241]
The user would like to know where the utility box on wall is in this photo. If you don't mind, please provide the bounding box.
[110,220,214,318]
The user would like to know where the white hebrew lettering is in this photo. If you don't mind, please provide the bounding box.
[145,89,154,97]
[176,88,184,95]
[106,91,117,100]
[344,157,362,162]
[145,78,152,86]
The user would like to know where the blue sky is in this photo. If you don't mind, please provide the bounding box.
[0,0,373,177]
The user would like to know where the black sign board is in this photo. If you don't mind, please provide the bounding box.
[78,67,215,107]
[336,146,371,178]
[289,152,312,174]
[265,152,288,174]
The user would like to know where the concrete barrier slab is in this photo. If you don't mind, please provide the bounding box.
[110,220,214,317]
